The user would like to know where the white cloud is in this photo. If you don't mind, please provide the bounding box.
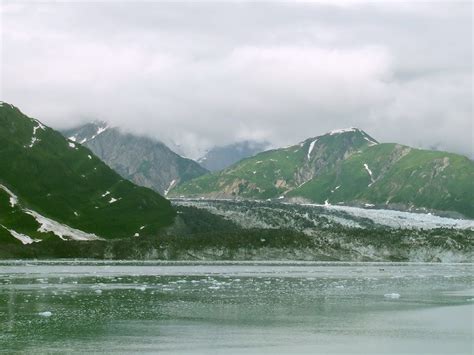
[0,1,472,158]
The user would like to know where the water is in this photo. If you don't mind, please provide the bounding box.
[0,261,472,354]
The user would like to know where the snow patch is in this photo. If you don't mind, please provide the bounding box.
[164,179,177,196]
[88,155,92,159]
[68,142,77,149]
[363,163,375,186]
[328,128,358,135]
[101,191,110,197]
[24,209,102,241]
[0,184,18,207]
[364,136,378,146]
[0,225,40,244]
[26,122,46,148]
[87,124,109,142]
[307,139,318,160]
[109,197,118,204]
[38,311,52,317]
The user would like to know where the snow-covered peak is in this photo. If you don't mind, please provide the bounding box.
[328,128,359,135]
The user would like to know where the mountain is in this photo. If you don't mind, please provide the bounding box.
[198,140,270,172]
[62,122,208,196]
[172,128,377,199]
[288,143,474,217]
[171,128,474,218]
[0,102,175,246]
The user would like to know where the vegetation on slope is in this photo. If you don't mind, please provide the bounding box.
[0,102,175,241]
[172,128,474,218]
[289,143,474,218]
[172,128,376,199]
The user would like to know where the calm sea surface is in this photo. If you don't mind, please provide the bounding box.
[0,261,472,354]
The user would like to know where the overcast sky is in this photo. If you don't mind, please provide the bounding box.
[1,1,472,159]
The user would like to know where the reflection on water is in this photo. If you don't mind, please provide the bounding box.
[0,261,473,354]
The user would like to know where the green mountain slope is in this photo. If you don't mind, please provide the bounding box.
[288,143,474,217]
[172,129,474,218]
[0,102,175,244]
[171,128,377,199]
[61,122,208,196]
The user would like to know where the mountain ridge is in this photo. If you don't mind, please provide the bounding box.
[0,102,176,245]
[198,140,270,172]
[171,128,474,218]
[61,122,208,195]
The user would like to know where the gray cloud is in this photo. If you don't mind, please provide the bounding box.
[1,1,472,158]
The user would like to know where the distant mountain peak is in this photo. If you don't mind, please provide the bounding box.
[327,127,359,135]
[61,121,208,195]
[198,140,270,172]
[66,121,110,144]
[319,127,378,146]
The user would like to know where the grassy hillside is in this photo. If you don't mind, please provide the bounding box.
[0,102,175,243]
[172,128,473,218]
[172,128,376,199]
[289,143,474,217]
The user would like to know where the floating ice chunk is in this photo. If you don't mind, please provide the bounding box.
[384,293,401,299]
[38,311,52,317]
